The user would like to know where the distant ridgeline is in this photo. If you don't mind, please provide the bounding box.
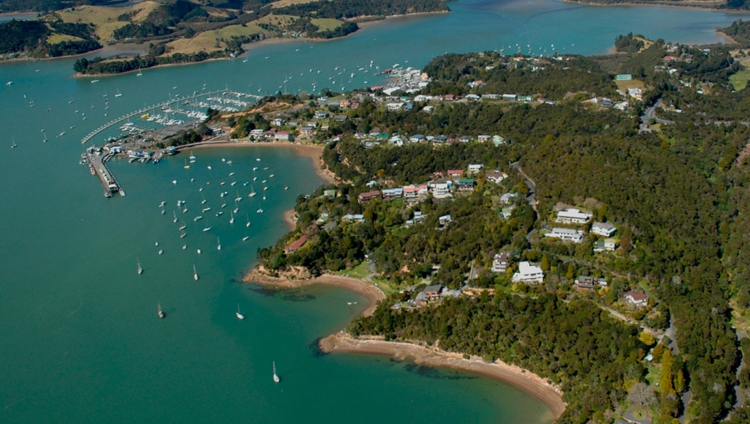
[0,19,101,57]
[564,0,748,10]
[70,0,448,74]
[0,0,112,13]
[254,42,750,422]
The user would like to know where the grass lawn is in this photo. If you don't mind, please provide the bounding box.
[730,68,750,91]
[272,0,318,8]
[615,79,645,92]
[47,33,84,44]
[645,364,661,386]
[311,18,342,31]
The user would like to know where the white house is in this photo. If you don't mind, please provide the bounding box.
[546,228,584,243]
[623,291,648,308]
[467,164,484,174]
[594,238,618,252]
[492,252,510,273]
[438,214,452,226]
[555,208,593,224]
[386,102,404,111]
[512,261,544,284]
[591,222,616,237]
[431,182,452,198]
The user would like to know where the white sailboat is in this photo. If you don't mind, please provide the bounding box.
[249,185,256,197]
[246,213,251,228]
[158,302,165,319]
[229,211,234,224]
[193,264,199,281]
[115,88,122,98]
[137,259,143,275]
[173,211,178,223]
[273,362,280,383]
[11,137,17,149]
[236,304,244,320]
[217,237,222,251]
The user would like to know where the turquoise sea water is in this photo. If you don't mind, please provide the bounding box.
[0,0,744,422]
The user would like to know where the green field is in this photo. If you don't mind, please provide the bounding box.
[311,18,342,31]
[47,33,84,44]
[730,69,750,90]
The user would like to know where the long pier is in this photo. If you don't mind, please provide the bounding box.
[87,151,124,198]
[80,90,262,145]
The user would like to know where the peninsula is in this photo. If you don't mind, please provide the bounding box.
[0,0,449,73]
[234,34,750,423]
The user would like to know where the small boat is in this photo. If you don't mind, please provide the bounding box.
[11,138,17,149]
[172,180,177,185]
[269,174,275,178]
[215,211,223,217]
[173,211,178,223]
[193,264,199,281]
[179,225,186,231]
[155,240,159,247]
[161,210,166,215]
[189,151,196,161]
[263,167,269,171]
[273,362,280,383]
[242,236,249,241]
[229,172,235,177]
[158,302,165,319]
[91,80,99,84]
[236,304,244,320]
[203,227,211,232]
[137,259,143,275]
[180,233,186,239]
[159,201,166,207]
[217,237,222,250]
[229,211,234,224]
[182,244,187,250]
[207,166,212,170]
[256,158,261,162]
[184,159,190,169]
[256,209,264,214]
[158,249,163,255]
[246,214,251,228]
[284,187,288,191]
[263,187,269,191]
[194,216,203,222]
[221,203,227,208]
[202,207,211,212]
[115,89,122,98]
[197,249,201,254]
[233,207,239,214]
[183,208,188,213]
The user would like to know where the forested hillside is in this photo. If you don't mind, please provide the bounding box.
[254,44,750,422]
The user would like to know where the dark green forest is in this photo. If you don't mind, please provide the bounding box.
[255,44,750,422]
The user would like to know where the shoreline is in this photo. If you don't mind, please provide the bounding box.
[188,141,337,184]
[283,209,297,230]
[561,0,750,13]
[319,332,566,420]
[243,267,386,317]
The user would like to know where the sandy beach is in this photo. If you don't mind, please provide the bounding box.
[320,332,566,419]
[189,141,337,184]
[244,267,386,316]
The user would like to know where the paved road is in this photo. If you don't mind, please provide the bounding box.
[640,98,663,133]
[510,162,539,218]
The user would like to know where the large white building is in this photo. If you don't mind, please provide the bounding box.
[546,228,584,243]
[512,261,544,284]
[555,208,593,224]
[591,222,616,237]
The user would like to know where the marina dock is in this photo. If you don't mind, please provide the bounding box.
[80,90,261,145]
[86,150,124,198]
